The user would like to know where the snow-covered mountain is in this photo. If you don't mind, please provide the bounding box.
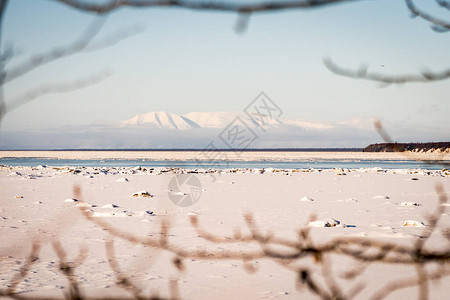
[121,111,333,130]
[183,111,243,128]
[121,111,200,130]
[184,111,287,128]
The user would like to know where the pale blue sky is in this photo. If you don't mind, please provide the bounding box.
[1,0,449,147]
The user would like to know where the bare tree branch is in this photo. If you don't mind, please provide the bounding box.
[5,70,111,113]
[436,0,450,10]
[2,182,449,299]
[234,12,251,34]
[5,241,41,295]
[406,0,450,32]
[105,238,145,300]
[369,268,450,300]
[53,0,360,15]
[52,239,88,300]
[0,0,10,128]
[324,57,450,84]
[0,20,142,123]
[71,184,450,299]
[2,17,107,84]
[0,0,8,45]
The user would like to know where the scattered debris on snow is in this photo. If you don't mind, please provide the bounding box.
[131,190,153,198]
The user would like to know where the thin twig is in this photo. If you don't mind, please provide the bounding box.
[406,0,450,31]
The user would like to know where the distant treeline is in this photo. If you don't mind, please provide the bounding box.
[363,142,450,152]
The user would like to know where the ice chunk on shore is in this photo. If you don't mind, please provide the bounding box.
[131,190,153,198]
[401,202,419,206]
[101,204,119,208]
[300,196,314,202]
[92,211,127,218]
[337,198,358,202]
[64,198,78,203]
[308,219,341,227]
[372,195,390,200]
[402,220,425,227]
[116,177,129,182]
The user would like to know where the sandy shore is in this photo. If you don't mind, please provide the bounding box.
[1,150,449,162]
[1,166,449,299]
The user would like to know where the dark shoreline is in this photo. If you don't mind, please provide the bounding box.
[0,148,363,152]
[363,142,450,152]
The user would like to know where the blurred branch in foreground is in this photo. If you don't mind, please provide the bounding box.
[0,0,448,126]
[0,183,449,299]
[436,0,450,10]
[53,0,450,35]
[1,18,107,85]
[324,58,450,85]
[406,0,450,33]
[53,0,359,14]
[77,184,450,299]
[2,19,143,85]
[4,71,111,113]
[0,17,143,123]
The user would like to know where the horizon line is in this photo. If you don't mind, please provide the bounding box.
[0,147,364,152]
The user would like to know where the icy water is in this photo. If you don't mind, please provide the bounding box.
[0,157,445,170]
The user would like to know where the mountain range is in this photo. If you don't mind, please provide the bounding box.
[3,111,448,149]
[120,111,334,130]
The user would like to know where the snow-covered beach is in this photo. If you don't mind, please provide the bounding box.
[1,160,449,299]
[2,0,449,298]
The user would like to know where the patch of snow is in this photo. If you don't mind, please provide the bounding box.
[372,195,390,200]
[300,196,314,202]
[64,198,78,203]
[337,198,358,203]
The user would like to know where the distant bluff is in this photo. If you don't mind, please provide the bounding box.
[363,142,450,153]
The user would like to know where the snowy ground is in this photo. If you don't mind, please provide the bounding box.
[1,165,449,299]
